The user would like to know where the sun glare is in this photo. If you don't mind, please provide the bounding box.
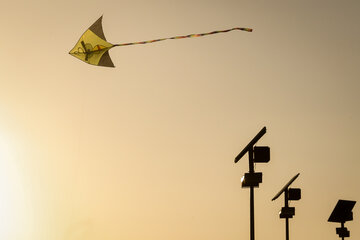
[0,134,31,239]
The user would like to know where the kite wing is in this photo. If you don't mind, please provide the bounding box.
[69,16,115,67]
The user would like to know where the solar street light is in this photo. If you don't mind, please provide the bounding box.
[272,173,301,240]
[328,200,356,240]
[234,126,270,240]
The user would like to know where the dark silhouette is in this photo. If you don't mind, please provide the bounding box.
[234,126,270,240]
[272,173,301,240]
[328,199,356,239]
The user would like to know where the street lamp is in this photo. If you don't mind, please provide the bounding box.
[328,200,356,240]
[234,126,270,240]
[272,173,301,240]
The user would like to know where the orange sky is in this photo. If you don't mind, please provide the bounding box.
[1,0,359,240]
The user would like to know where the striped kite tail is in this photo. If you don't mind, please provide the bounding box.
[114,27,252,47]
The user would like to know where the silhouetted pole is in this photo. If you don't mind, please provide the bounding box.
[341,222,345,240]
[235,126,269,240]
[272,173,301,240]
[249,148,255,240]
[286,218,289,240]
[284,189,289,240]
[328,199,356,239]
[250,187,254,240]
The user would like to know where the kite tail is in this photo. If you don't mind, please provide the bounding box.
[113,27,252,47]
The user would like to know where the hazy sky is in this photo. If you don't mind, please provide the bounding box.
[1,1,359,240]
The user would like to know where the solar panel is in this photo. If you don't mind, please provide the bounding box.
[272,173,300,201]
[328,200,356,223]
[234,127,266,163]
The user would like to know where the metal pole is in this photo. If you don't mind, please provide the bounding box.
[341,222,344,240]
[249,148,255,240]
[250,186,254,240]
[286,218,289,240]
[285,189,289,240]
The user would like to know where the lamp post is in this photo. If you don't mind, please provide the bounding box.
[234,127,270,240]
[272,173,301,240]
[328,200,356,239]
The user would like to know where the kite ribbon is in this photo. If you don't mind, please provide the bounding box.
[113,27,253,47]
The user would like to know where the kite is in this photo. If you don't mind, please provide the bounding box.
[69,16,253,67]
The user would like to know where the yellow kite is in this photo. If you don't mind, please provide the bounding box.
[69,16,253,67]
